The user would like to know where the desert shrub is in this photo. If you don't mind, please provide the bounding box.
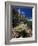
[24,20,28,24]
[27,21,32,29]
[21,30,28,38]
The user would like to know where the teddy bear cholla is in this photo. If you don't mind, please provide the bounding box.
[11,29,32,38]
[12,31,20,38]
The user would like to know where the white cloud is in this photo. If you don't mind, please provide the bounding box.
[18,8,21,14]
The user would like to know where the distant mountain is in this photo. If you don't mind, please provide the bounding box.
[27,19,32,21]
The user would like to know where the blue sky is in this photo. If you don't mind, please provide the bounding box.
[16,6,32,19]
[11,6,32,19]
